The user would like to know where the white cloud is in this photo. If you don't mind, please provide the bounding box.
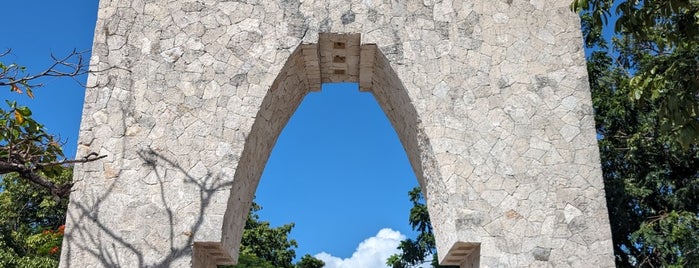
[314,228,405,268]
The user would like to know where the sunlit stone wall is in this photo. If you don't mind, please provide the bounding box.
[61,0,614,267]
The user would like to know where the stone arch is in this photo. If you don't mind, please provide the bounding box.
[190,33,474,267]
[63,1,616,267]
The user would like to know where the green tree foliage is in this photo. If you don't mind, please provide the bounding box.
[0,54,89,267]
[0,101,75,197]
[387,187,456,268]
[1,51,102,198]
[572,1,699,266]
[572,0,699,148]
[0,170,71,268]
[233,253,324,268]
[296,254,325,268]
[238,202,298,267]
[231,253,276,268]
[228,202,324,268]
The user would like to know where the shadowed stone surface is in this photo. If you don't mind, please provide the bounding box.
[60,0,614,267]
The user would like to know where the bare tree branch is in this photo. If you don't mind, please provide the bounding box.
[37,153,107,168]
[0,152,106,198]
[0,49,88,89]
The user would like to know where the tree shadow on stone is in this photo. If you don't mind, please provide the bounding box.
[61,148,233,267]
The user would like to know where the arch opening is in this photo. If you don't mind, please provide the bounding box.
[252,82,422,262]
[192,33,477,268]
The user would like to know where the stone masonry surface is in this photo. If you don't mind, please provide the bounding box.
[61,0,615,267]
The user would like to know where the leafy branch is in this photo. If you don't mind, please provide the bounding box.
[0,101,105,198]
[1,50,103,199]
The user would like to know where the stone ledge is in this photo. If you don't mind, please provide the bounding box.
[441,242,480,268]
[193,242,234,268]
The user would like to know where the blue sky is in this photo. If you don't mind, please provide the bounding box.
[1,1,421,266]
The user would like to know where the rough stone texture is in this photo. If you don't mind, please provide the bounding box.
[60,0,615,267]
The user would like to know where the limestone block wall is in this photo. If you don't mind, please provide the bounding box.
[61,0,615,267]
